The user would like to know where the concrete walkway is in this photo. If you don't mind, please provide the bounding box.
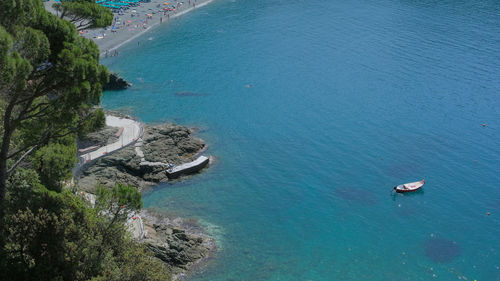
[79,115,143,164]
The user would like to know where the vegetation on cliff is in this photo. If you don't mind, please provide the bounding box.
[3,171,171,281]
[0,1,172,280]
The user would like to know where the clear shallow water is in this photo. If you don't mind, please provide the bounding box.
[102,0,500,279]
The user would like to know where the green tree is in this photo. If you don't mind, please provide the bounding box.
[4,171,97,280]
[53,0,114,31]
[0,0,108,236]
[94,184,143,258]
[32,136,77,191]
[90,241,172,281]
[3,176,171,281]
[78,108,106,138]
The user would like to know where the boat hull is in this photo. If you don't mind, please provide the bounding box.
[395,185,423,193]
[394,180,425,193]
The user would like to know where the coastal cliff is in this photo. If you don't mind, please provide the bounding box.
[76,114,215,279]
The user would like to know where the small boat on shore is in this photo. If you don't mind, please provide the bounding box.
[165,155,210,179]
[393,179,425,193]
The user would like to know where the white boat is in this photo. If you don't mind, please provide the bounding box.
[165,156,209,178]
[393,179,425,193]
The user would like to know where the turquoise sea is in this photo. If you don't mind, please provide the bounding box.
[102,0,500,280]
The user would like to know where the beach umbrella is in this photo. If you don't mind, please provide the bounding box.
[126,20,131,23]
[164,2,168,4]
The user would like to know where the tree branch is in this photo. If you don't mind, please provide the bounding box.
[6,145,39,175]
[17,104,52,122]
[7,124,53,160]
[76,23,92,31]
[7,109,93,162]
[21,101,50,116]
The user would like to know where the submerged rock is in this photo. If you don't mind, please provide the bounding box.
[424,238,461,263]
[140,210,216,278]
[103,73,132,90]
[174,91,207,97]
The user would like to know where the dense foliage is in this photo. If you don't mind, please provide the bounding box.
[3,171,171,281]
[53,0,114,30]
[32,136,77,191]
[0,0,108,213]
[0,1,172,280]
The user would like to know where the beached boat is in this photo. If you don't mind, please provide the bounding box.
[393,179,425,193]
[166,156,210,179]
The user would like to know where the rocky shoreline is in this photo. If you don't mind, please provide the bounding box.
[103,73,132,91]
[77,118,207,192]
[139,209,216,280]
[76,112,215,279]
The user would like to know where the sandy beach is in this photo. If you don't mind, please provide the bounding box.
[44,0,215,55]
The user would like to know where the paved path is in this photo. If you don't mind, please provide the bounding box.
[79,115,142,164]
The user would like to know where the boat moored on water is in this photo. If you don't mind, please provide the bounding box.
[393,179,425,193]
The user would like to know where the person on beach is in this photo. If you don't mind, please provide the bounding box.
[160,17,163,23]
[105,50,109,58]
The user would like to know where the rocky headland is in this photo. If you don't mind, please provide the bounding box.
[77,119,206,192]
[76,112,215,279]
[103,73,132,90]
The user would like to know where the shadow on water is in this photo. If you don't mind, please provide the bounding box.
[389,188,425,217]
[390,188,425,201]
[384,162,422,178]
[175,91,209,97]
[424,238,461,263]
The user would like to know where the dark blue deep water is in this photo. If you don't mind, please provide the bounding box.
[102,0,500,279]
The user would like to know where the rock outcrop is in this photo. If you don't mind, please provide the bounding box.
[77,123,206,192]
[140,210,216,278]
[77,116,215,279]
[78,126,120,148]
[103,73,132,90]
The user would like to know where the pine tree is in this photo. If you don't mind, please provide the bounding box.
[0,0,108,250]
